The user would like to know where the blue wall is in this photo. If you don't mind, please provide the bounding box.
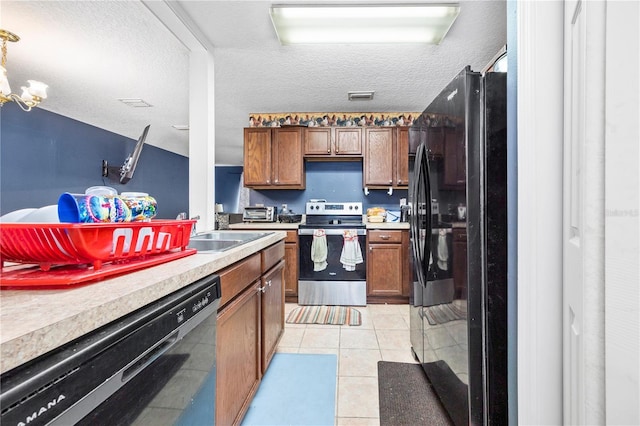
[215,166,243,213]
[249,162,408,214]
[0,103,189,219]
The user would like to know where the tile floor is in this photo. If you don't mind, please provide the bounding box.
[278,303,418,426]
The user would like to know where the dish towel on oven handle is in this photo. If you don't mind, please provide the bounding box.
[437,228,449,270]
[311,229,328,271]
[340,229,363,271]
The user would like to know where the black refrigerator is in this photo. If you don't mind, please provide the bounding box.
[408,66,508,426]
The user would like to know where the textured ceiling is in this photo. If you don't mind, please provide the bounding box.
[1,1,506,166]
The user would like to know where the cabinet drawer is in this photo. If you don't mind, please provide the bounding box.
[368,230,402,243]
[262,240,285,272]
[218,253,261,308]
[453,229,468,242]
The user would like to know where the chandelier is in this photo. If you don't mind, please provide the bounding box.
[0,29,47,111]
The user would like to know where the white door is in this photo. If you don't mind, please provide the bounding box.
[563,1,606,424]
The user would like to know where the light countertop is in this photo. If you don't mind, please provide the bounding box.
[0,230,286,374]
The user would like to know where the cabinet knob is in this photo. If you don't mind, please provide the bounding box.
[274,179,279,183]
[369,246,372,252]
[389,179,392,184]
[258,286,266,293]
[380,235,390,240]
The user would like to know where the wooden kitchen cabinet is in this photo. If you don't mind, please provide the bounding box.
[363,127,410,188]
[304,127,362,158]
[261,258,285,374]
[216,241,286,425]
[334,127,362,155]
[452,228,468,300]
[426,126,445,157]
[260,241,285,374]
[216,254,262,426]
[283,231,299,302]
[243,128,271,186]
[443,126,466,189]
[304,127,332,155]
[395,127,410,186]
[366,230,410,303]
[363,127,395,187]
[243,127,305,189]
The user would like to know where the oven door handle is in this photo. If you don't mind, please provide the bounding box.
[298,228,366,236]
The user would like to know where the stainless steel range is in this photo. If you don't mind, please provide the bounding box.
[298,201,367,306]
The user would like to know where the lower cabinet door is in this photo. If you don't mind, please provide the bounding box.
[367,243,403,297]
[284,242,298,300]
[216,281,262,426]
[261,259,285,374]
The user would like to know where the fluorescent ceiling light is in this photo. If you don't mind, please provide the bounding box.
[269,3,460,45]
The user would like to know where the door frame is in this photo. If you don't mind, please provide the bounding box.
[516,1,564,424]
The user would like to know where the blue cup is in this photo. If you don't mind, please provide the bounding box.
[58,193,132,223]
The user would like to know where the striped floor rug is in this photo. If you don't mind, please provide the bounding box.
[286,305,362,326]
[423,303,467,326]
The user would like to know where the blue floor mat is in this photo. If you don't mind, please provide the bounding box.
[241,353,337,426]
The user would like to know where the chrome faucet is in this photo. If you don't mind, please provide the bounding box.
[190,215,200,236]
[177,213,200,236]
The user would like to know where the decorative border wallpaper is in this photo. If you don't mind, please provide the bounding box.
[248,112,421,128]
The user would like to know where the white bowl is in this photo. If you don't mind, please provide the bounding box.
[85,186,118,196]
[0,208,37,222]
[17,205,60,223]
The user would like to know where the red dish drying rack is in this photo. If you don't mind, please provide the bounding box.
[0,220,197,286]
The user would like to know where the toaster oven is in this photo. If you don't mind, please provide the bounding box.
[243,206,277,222]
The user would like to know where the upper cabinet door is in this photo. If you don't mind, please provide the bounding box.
[304,127,363,158]
[442,126,466,189]
[272,127,305,188]
[395,127,410,186]
[363,127,394,187]
[244,128,272,186]
[304,127,332,155]
[334,128,362,155]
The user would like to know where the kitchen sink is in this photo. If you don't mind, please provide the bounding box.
[188,231,272,252]
[191,231,271,242]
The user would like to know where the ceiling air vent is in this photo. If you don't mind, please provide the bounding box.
[348,91,375,101]
[118,98,153,108]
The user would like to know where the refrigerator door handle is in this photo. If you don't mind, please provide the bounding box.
[410,142,432,289]
[421,144,432,283]
[410,144,423,285]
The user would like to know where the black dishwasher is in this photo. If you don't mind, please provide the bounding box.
[0,273,221,426]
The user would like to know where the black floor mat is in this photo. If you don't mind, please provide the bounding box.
[378,361,454,426]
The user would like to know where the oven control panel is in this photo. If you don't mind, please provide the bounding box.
[305,201,362,215]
